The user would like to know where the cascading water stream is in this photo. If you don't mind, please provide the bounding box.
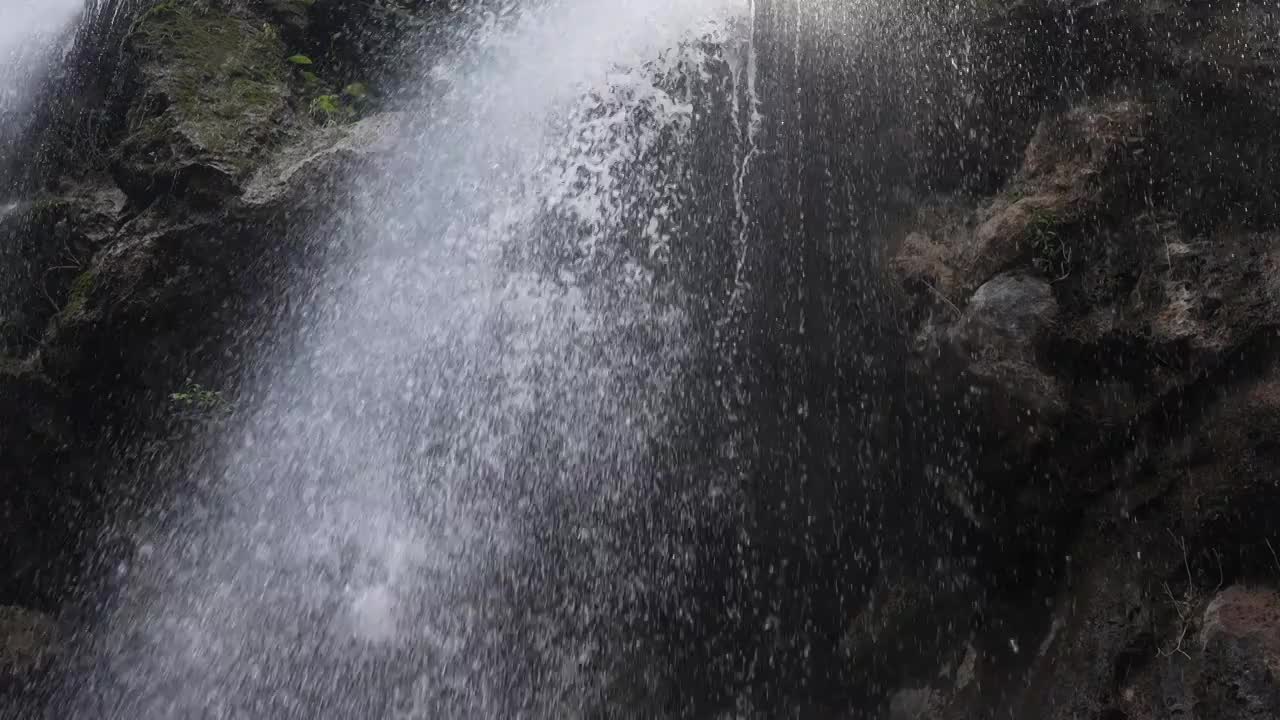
[0,0,83,121]
[62,1,757,717]
[0,0,85,196]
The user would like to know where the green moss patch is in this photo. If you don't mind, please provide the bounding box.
[58,268,98,323]
[126,2,290,176]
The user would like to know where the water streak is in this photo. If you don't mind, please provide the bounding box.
[0,0,84,188]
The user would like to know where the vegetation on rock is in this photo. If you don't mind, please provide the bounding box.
[117,1,291,196]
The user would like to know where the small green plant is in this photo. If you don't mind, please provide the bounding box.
[342,82,369,100]
[309,90,366,124]
[287,54,314,65]
[59,268,97,320]
[310,93,343,122]
[1027,211,1073,281]
[170,381,225,412]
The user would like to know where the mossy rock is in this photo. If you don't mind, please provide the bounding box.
[116,2,292,201]
[0,185,124,356]
[58,267,99,325]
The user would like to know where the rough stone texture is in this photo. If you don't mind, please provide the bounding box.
[114,2,292,203]
[895,96,1152,301]
[243,112,402,210]
[0,606,57,720]
[0,184,126,355]
[1196,587,1280,718]
[946,272,1063,452]
[0,606,57,686]
[841,564,982,700]
[0,0,407,616]
[883,1,1280,718]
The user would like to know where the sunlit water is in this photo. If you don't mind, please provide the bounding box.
[63,1,757,717]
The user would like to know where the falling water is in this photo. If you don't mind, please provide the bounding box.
[0,0,85,191]
[0,0,83,121]
[64,1,756,717]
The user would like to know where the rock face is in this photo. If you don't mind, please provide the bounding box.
[0,0,402,613]
[114,2,292,202]
[0,606,58,717]
[0,606,57,684]
[879,0,1280,718]
[1194,587,1280,718]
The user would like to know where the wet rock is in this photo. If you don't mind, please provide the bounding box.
[897,85,1280,443]
[842,564,981,703]
[1112,0,1280,109]
[36,120,400,393]
[1153,352,1280,545]
[0,606,57,688]
[950,273,1055,360]
[0,358,66,454]
[0,183,125,355]
[1112,585,1280,720]
[0,0,427,684]
[1195,586,1280,718]
[949,98,1149,294]
[887,687,939,720]
[0,360,75,608]
[243,112,401,210]
[114,2,293,204]
[308,0,437,88]
[939,272,1063,460]
[259,0,313,40]
[894,95,1151,308]
[884,2,1280,717]
[0,606,57,718]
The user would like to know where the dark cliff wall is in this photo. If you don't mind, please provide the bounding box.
[718,0,1280,716]
[874,1,1280,718]
[720,0,994,710]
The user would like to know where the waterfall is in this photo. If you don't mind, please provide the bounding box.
[0,0,84,190]
[62,1,754,717]
[0,0,83,120]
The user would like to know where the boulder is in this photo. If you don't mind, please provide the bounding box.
[941,272,1064,459]
[950,273,1056,361]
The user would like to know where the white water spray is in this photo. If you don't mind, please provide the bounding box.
[69,1,752,717]
[0,0,83,141]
